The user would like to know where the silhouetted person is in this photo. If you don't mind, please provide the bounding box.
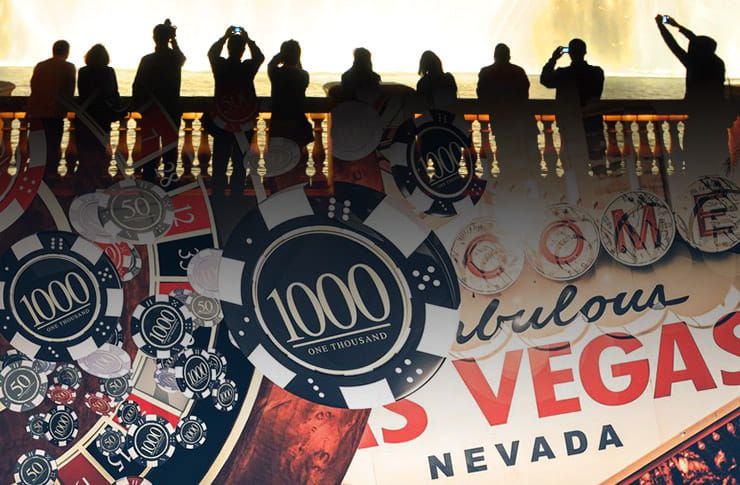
[540,39,606,175]
[478,43,540,183]
[205,26,264,194]
[656,15,730,176]
[416,51,457,107]
[76,44,123,190]
[268,40,313,151]
[27,40,75,182]
[132,19,185,184]
[341,48,381,102]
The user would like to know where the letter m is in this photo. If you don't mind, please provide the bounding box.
[612,204,660,252]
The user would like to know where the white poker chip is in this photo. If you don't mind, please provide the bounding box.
[69,192,115,243]
[675,175,740,253]
[125,414,176,468]
[186,292,223,328]
[525,203,600,281]
[175,415,208,449]
[131,294,194,359]
[600,190,676,267]
[154,366,180,394]
[263,137,301,177]
[174,348,217,400]
[98,178,175,244]
[13,449,58,485]
[0,360,47,412]
[330,101,383,160]
[186,249,222,298]
[76,343,132,379]
[450,217,524,294]
[211,378,239,412]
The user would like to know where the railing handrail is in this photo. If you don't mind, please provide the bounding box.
[1,96,736,116]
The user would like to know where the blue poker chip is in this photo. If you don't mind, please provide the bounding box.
[131,294,194,359]
[53,363,83,389]
[95,425,125,457]
[381,109,486,217]
[116,399,142,427]
[0,231,124,362]
[44,405,79,447]
[175,415,208,449]
[219,182,460,409]
[13,449,58,485]
[125,414,176,468]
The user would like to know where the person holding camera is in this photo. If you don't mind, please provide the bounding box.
[204,26,264,194]
[540,39,606,175]
[132,19,186,184]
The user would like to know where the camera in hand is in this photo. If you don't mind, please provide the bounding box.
[233,26,243,33]
[661,15,670,24]
[560,46,570,54]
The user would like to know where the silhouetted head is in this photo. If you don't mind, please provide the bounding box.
[418,51,443,76]
[280,39,301,66]
[688,35,718,58]
[227,34,246,59]
[568,38,587,61]
[494,43,510,63]
[352,47,373,71]
[153,22,174,47]
[52,40,70,59]
[84,44,109,67]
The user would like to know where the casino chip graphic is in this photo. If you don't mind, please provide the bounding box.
[220,182,461,409]
[0,231,123,362]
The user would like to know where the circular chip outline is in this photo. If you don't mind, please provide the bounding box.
[44,404,79,447]
[13,449,58,485]
[131,294,194,359]
[125,413,176,468]
[77,343,132,379]
[211,378,239,413]
[174,348,217,400]
[116,399,142,427]
[95,425,125,457]
[0,360,48,412]
[175,415,208,449]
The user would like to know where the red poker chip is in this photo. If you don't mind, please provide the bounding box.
[207,87,259,133]
[83,392,114,416]
[47,385,77,405]
[95,241,133,279]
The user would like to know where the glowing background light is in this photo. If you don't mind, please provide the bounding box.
[0,0,737,76]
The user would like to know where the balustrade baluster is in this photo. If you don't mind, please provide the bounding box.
[180,116,195,183]
[605,118,622,174]
[63,118,78,181]
[621,117,638,177]
[196,118,211,181]
[462,115,477,178]
[636,118,653,175]
[541,116,557,177]
[653,119,667,173]
[131,115,143,177]
[15,117,28,171]
[0,116,12,171]
[478,115,493,181]
[113,117,128,181]
[666,117,684,174]
[310,114,327,186]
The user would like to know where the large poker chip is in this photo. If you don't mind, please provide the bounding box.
[0,231,123,362]
[99,373,133,402]
[26,412,48,440]
[525,203,600,281]
[47,384,77,405]
[450,217,524,294]
[0,360,47,412]
[175,415,208,449]
[116,399,142,427]
[77,343,132,378]
[264,137,301,177]
[44,405,79,447]
[125,414,176,468]
[675,175,740,253]
[70,192,115,243]
[186,292,223,328]
[207,86,258,133]
[132,294,194,359]
[186,249,222,298]
[381,109,485,217]
[205,349,228,380]
[83,391,115,416]
[53,364,82,389]
[600,190,676,267]
[219,182,460,409]
[13,449,58,485]
[98,178,175,244]
[211,378,239,412]
[174,348,217,400]
[95,425,125,457]
[330,101,384,161]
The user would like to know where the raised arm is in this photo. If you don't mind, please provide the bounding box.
[540,46,563,88]
[245,36,264,67]
[656,15,688,67]
[208,26,233,68]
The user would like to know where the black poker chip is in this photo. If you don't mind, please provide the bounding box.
[131,294,194,359]
[219,182,460,409]
[13,449,58,485]
[1,349,27,368]
[26,412,48,440]
[44,405,79,447]
[0,360,48,412]
[116,399,142,427]
[381,109,486,216]
[175,415,208,449]
[211,378,239,413]
[99,373,133,402]
[95,425,125,457]
[0,231,123,362]
[174,348,217,400]
[53,363,83,389]
[125,414,176,467]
